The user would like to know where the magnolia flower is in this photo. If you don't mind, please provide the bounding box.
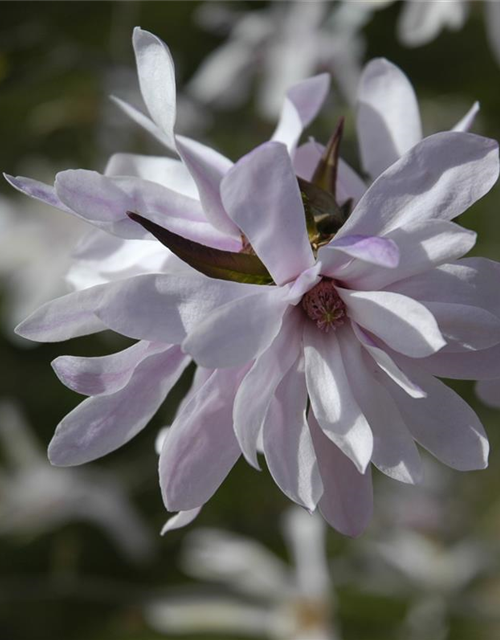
[146,507,339,640]
[189,0,370,117]
[8,29,500,538]
[354,0,500,68]
[0,401,154,561]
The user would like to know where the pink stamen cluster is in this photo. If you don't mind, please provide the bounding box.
[302,279,346,332]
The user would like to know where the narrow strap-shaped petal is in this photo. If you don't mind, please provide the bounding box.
[233,308,304,468]
[263,355,323,510]
[182,287,288,369]
[338,220,476,291]
[15,283,109,342]
[338,288,446,358]
[132,27,176,148]
[351,323,425,398]
[175,135,240,239]
[161,508,202,534]
[309,411,373,537]
[221,141,314,285]
[95,272,260,344]
[382,358,489,471]
[4,174,73,213]
[339,326,423,484]
[159,366,247,512]
[318,235,399,278]
[52,341,167,397]
[272,73,330,152]
[48,346,189,466]
[105,153,198,198]
[337,132,499,239]
[111,95,173,149]
[304,323,373,473]
[357,58,422,179]
[452,101,480,133]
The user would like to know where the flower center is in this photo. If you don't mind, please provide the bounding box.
[302,279,346,332]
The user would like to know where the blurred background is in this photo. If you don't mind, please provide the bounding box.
[2,2,500,639]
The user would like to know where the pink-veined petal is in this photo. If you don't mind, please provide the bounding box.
[49,346,189,466]
[4,174,73,214]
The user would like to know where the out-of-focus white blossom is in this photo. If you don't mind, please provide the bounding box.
[0,401,154,562]
[147,507,339,640]
[189,0,371,118]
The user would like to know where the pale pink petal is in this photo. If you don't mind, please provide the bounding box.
[419,345,500,380]
[476,380,500,409]
[221,141,314,285]
[161,508,202,534]
[303,323,373,473]
[338,288,445,358]
[105,153,198,198]
[338,132,499,239]
[52,341,167,397]
[424,301,500,351]
[452,102,480,133]
[357,58,422,178]
[182,287,288,369]
[15,283,108,342]
[263,356,323,510]
[111,95,173,148]
[4,174,73,214]
[309,411,373,537]
[233,309,304,468]
[95,273,259,344]
[382,360,489,471]
[272,73,330,152]
[351,323,425,398]
[175,135,240,239]
[160,367,247,511]
[319,235,399,278]
[132,27,176,148]
[340,326,423,484]
[49,346,189,466]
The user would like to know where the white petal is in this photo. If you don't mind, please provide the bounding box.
[233,309,304,468]
[263,356,323,510]
[357,58,422,178]
[159,367,246,511]
[52,341,165,397]
[419,345,500,380]
[272,73,330,152]
[304,323,373,473]
[397,0,468,47]
[4,174,73,213]
[132,27,176,148]
[338,132,499,239]
[221,141,314,285]
[105,153,198,198]
[452,101,480,133]
[175,135,240,238]
[338,288,445,358]
[95,273,260,344]
[182,287,288,369]
[111,95,173,148]
[48,346,189,465]
[309,411,373,537]
[338,220,476,291]
[382,359,489,471]
[161,508,202,534]
[339,326,423,484]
